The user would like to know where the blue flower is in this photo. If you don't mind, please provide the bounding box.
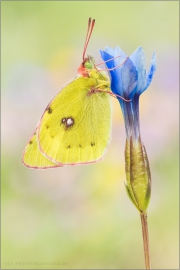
[100,46,157,212]
[100,46,156,141]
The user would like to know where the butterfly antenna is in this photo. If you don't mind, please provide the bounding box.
[82,18,91,60]
[82,18,95,61]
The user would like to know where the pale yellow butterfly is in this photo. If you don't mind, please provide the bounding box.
[22,18,128,169]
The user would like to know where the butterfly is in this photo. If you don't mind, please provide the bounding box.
[22,18,128,169]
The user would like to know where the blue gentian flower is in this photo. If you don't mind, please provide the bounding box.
[100,46,156,142]
[100,46,157,213]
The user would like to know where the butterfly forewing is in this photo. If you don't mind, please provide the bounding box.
[38,76,111,165]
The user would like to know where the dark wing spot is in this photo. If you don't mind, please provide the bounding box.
[78,144,82,148]
[61,117,74,129]
[91,142,95,146]
[46,125,49,129]
[47,107,52,114]
[67,145,71,149]
[29,140,33,144]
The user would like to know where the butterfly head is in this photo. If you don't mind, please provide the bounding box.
[84,56,94,69]
[78,55,95,77]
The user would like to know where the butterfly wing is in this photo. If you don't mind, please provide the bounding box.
[22,128,59,169]
[38,76,112,165]
[22,77,79,169]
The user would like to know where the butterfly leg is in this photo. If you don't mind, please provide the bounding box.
[96,80,110,89]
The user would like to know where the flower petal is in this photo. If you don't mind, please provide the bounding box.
[100,49,137,101]
[100,50,114,69]
[121,57,138,99]
[100,50,123,96]
[143,52,157,93]
[105,46,127,66]
[130,47,146,95]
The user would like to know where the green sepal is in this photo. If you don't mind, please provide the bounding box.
[143,181,151,211]
[124,182,140,211]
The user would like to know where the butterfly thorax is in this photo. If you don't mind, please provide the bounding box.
[78,55,110,91]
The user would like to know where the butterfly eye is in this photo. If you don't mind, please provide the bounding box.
[84,61,92,69]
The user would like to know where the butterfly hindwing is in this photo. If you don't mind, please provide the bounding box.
[22,128,59,169]
[38,76,111,165]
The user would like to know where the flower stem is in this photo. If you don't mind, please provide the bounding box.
[140,213,151,269]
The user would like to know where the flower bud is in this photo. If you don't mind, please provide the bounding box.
[124,137,151,213]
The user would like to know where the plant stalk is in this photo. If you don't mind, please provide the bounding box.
[140,213,151,269]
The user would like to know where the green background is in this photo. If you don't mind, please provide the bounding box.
[1,1,179,269]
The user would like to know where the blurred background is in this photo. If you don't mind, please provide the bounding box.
[1,1,179,269]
